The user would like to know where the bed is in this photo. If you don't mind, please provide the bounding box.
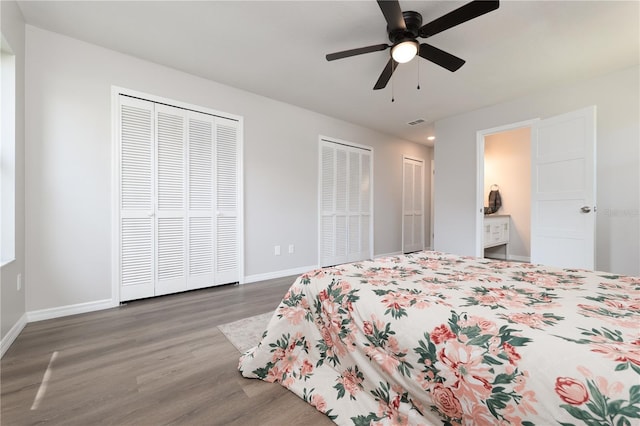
[238,251,640,425]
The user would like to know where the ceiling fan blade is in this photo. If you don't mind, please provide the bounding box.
[419,43,465,72]
[377,0,406,32]
[419,0,499,38]
[326,44,390,61]
[373,58,398,90]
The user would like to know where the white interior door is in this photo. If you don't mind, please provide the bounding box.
[214,119,240,284]
[187,111,215,290]
[531,106,596,269]
[155,104,188,296]
[119,97,155,301]
[402,157,424,253]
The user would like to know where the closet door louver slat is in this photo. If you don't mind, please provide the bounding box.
[155,105,187,296]
[214,120,239,283]
[119,98,155,301]
[320,145,336,261]
[360,153,372,260]
[335,149,348,260]
[187,113,215,289]
[348,152,361,258]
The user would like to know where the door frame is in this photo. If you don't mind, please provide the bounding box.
[475,118,539,258]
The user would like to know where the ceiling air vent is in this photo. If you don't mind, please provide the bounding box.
[407,118,425,126]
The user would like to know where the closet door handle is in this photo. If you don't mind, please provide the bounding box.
[580,206,591,213]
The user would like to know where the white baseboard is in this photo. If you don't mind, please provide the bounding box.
[243,264,319,285]
[27,298,118,323]
[1,313,27,358]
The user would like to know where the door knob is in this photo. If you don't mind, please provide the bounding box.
[580,206,591,213]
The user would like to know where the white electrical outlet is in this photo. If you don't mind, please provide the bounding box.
[17,273,22,291]
[274,245,281,256]
[288,244,294,254]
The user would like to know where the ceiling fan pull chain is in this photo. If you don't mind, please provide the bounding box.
[417,59,421,90]
[391,61,396,102]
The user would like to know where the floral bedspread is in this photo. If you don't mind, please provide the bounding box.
[238,251,640,425]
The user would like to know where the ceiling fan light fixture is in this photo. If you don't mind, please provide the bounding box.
[391,40,418,63]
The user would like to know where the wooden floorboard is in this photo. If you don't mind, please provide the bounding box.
[1,277,333,425]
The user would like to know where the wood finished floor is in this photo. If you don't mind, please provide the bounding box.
[1,277,333,425]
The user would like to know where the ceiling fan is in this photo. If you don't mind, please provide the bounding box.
[326,0,500,90]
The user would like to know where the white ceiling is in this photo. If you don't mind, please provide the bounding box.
[17,1,640,145]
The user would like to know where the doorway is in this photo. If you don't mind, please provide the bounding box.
[482,127,532,261]
[475,119,538,260]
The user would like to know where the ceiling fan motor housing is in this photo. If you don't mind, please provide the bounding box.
[388,11,422,43]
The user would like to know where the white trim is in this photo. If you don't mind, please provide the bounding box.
[111,86,121,304]
[319,135,372,153]
[475,118,539,258]
[111,86,243,122]
[27,299,117,323]
[243,264,318,284]
[236,117,245,284]
[0,313,27,358]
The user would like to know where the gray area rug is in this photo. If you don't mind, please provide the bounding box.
[217,310,274,353]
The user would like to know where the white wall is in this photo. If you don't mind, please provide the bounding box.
[1,0,26,346]
[435,66,640,276]
[24,25,430,313]
[484,128,531,260]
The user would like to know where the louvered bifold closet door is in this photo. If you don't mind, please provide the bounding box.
[187,111,215,290]
[320,144,337,265]
[154,104,188,296]
[412,161,424,250]
[320,140,372,267]
[320,143,348,266]
[335,148,349,261]
[119,97,155,301]
[214,118,240,284]
[359,152,372,260]
[402,157,424,253]
[348,150,372,263]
